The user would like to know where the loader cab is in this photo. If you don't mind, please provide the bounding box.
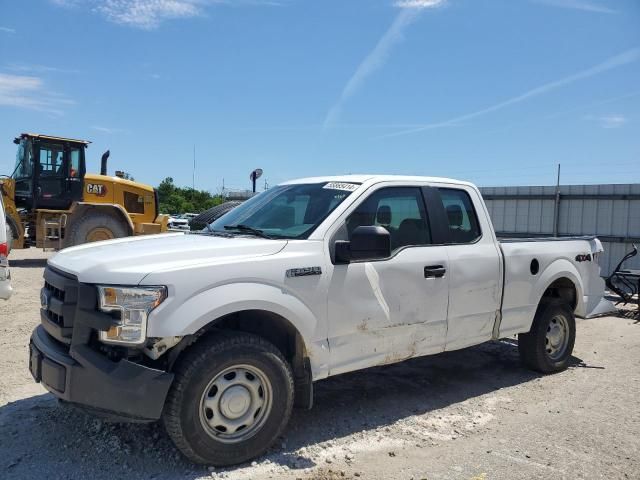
[12,134,88,210]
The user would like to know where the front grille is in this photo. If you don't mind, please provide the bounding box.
[41,267,79,345]
[45,281,65,302]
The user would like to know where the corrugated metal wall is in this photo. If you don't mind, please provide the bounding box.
[480,184,640,276]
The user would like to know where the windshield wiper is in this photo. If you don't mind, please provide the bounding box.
[224,224,272,239]
[192,228,233,238]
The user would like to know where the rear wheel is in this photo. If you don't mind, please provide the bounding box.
[163,332,294,466]
[518,298,576,373]
[64,211,128,247]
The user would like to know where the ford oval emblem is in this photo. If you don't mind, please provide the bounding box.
[40,289,50,310]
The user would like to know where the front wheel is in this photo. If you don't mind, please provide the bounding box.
[163,332,294,466]
[518,298,576,373]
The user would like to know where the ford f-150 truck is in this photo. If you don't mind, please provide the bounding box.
[29,175,610,466]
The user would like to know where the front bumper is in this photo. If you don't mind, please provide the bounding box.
[30,324,174,422]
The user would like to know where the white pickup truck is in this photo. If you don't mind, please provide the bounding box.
[29,175,610,466]
[1,194,12,300]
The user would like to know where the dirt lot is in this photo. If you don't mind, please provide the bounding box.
[1,248,639,480]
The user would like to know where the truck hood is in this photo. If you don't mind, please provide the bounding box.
[48,233,287,285]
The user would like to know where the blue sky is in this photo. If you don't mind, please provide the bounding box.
[1,0,639,192]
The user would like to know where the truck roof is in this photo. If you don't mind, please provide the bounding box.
[15,133,91,145]
[281,174,475,187]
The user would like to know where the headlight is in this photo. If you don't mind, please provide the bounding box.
[97,286,167,346]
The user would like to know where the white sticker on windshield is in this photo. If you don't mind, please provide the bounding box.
[323,182,359,192]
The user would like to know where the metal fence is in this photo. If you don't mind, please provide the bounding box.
[479,184,640,276]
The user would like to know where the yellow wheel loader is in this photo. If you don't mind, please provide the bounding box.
[1,133,169,251]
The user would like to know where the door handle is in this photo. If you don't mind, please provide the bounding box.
[424,265,446,278]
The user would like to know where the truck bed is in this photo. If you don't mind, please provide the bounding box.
[497,236,609,338]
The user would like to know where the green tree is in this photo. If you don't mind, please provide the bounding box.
[157,177,224,215]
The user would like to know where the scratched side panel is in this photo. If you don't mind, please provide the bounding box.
[326,246,449,376]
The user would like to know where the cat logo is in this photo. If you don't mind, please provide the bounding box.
[86,183,107,197]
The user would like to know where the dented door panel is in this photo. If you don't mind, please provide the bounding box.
[327,245,449,375]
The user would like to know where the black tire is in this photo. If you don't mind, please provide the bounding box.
[163,332,294,466]
[518,298,576,374]
[64,211,128,248]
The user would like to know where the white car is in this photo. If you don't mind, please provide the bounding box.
[0,195,12,300]
[167,216,190,231]
[29,175,610,466]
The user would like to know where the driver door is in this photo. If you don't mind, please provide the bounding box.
[326,185,450,376]
[35,143,81,210]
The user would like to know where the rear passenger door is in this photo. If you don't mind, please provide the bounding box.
[327,185,450,375]
[425,186,502,350]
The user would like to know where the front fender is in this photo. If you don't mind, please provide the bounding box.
[147,282,329,378]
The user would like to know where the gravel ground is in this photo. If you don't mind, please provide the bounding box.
[1,248,639,480]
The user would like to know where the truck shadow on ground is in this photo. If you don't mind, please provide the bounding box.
[0,340,594,480]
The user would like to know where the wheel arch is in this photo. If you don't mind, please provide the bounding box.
[70,202,134,235]
[178,309,314,409]
[153,282,325,408]
[533,259,584,316]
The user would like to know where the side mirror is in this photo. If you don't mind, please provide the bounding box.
[334,225,391,264]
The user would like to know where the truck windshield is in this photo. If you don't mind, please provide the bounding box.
[12,139,33,179]
[208,182,360,239]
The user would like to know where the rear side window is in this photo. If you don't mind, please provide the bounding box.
[347,187,431,252]
[438,188,481,244]
[124,191,145,214]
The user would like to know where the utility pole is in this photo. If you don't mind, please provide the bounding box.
[552,163,561,237]
[192,145,196,194]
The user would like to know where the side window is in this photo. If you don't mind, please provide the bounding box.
[69,149,80,177]
[347,187,431,252]
[124,191,145,214]
[438,188,481,244]
[39,144,64,176]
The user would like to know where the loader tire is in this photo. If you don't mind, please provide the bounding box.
[163,332,294,466]
[64,211,128,248]
[518,298,576,374]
